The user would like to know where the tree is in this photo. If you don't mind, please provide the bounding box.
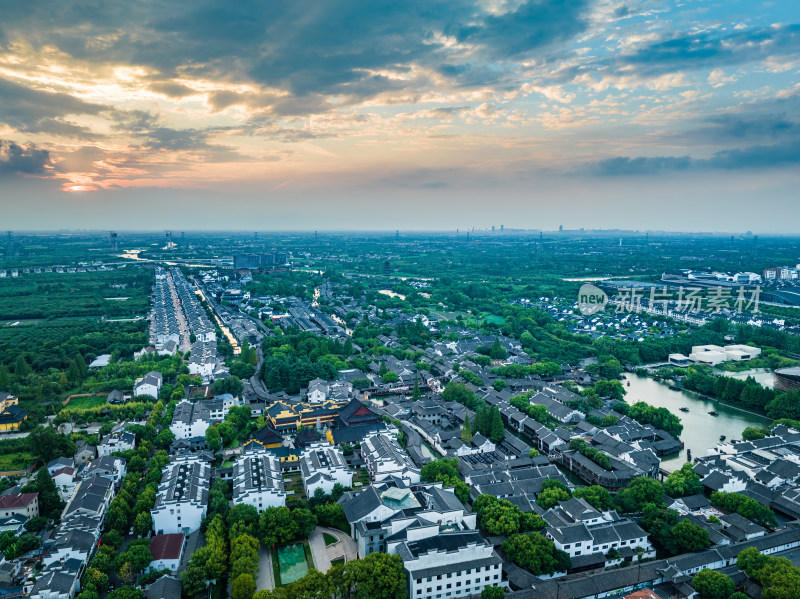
[481,586,505,599]
[352,552,406,599]
[573,486,615,511]
[692,569,734,599]
[489,338,507,360]
[205,426,222,452]
[502,533,570,576]
[28,426,76,464]
[210,375,244,397]
[615,477,665,513]
[489,406,505,442]
[107,587,143,599]
[741,426,768,441]
[411,376,422,400]
[14,355,31,378]
[381,371,399,384]
[232,573,256,599]
[537,487,571,510]
[23,468,64,519]
[670,519,711,554]
[461,415,473,443]
[133,512,152,536]
[664,463,704,498]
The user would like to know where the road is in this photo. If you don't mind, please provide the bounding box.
[256,546,275,591]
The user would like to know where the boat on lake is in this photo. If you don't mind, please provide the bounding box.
[708,410,719,416]
[679,407,689,412]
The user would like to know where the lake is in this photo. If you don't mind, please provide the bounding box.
[623,373,771,472]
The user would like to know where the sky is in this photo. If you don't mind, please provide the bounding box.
[1,0,799,232]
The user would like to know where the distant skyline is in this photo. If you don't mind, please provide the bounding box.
[1,0,799,231]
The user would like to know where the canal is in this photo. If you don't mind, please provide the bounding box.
[623,373,771,472]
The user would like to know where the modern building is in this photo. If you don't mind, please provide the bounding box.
[151,455,212,535]
[339,481,477,558]
[775,366,800,392]
[397,530,505,599]
[688,344,761,366]
[299,442,353,496]
[361,433,421,484]
[232,446,286,512]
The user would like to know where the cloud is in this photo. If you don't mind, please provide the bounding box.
[607,24,800,79]
[0,140,52,176]
[0,1,592,104]
[0,77,107,135]
[590,140,800,175]
[592,155,691,175]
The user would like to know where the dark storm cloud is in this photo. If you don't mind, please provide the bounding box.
[591,140,800,175]
[0,140,51,176]
[0,1,593,102]
[0,77,106,135]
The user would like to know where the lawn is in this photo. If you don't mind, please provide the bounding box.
[64,395,108,410]
[323,533,338,547]
[0,452,34,472]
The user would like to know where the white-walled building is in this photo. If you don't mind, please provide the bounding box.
[361,433,421,484]
[689,344,761,366]
[151,455,212,535]
[169,396,239,440]
[299,442,353,496]
[97,431,136,457]
[397,531,504,599]
[134,371,163,398]
[148,533,186,573]
[232,446,286,512]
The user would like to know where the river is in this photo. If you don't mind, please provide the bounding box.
[712,367,775,388]
[622,373,771,472]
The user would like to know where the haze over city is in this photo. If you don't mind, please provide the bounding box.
[1,0,799,231]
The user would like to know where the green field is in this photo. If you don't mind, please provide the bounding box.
[0,452,34,472]
[64,395,108,410]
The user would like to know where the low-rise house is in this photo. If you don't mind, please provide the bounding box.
[52,467,78,501]
[148,533,185,573]
[134,371,163,398]
[80,456,127,488]
[73,442,97,467]
[543,498,654,570]
[47,457,75,477]
[170,397,237,440]
[0,493,38,520]
[97,431,136,457]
